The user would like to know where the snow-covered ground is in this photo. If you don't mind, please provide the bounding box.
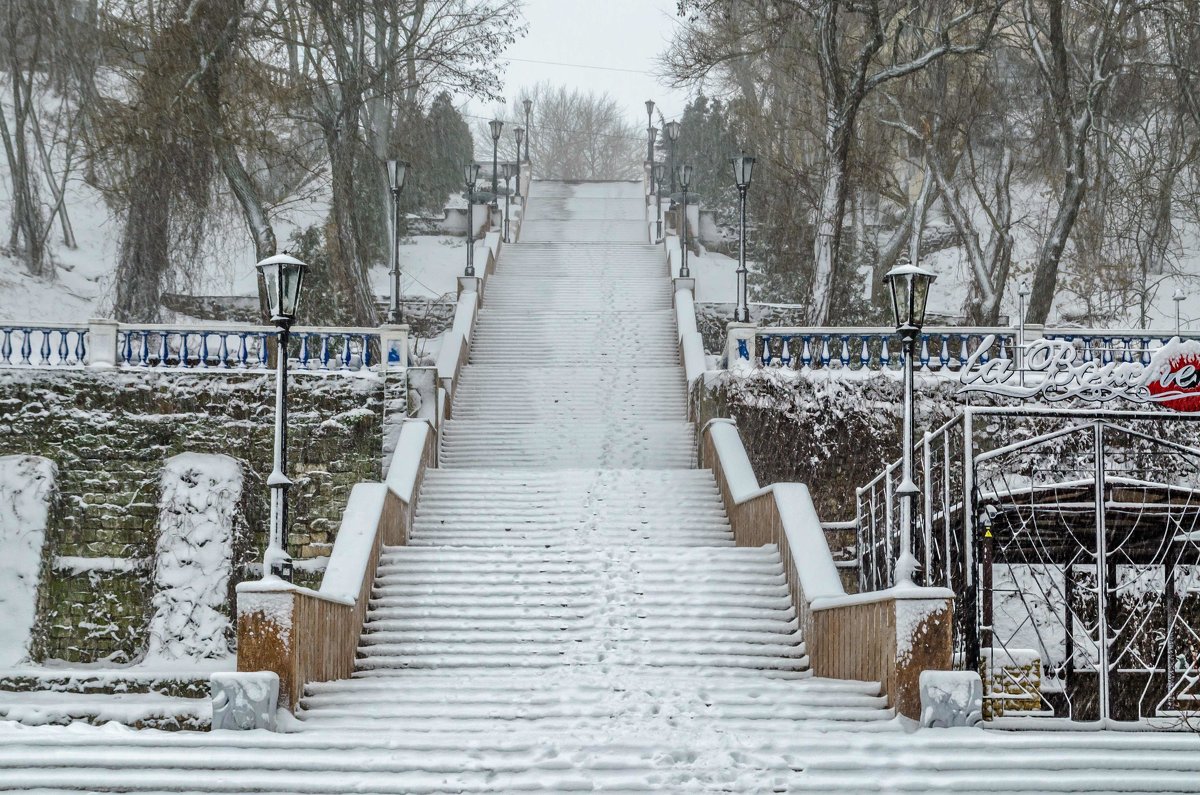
[0,456,57,667]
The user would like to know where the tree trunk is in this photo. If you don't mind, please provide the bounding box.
[810,115,854,323]
[1026,133,1087,325]
[325,122,378,327]
[113,156,172,321]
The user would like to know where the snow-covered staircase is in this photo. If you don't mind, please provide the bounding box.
[6,185,1200,794]
[297,180,897,743]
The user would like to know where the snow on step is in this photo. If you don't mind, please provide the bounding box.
[0,690,209,730]
[440,420,696,469]
[411,469,729,545]
[452,366,685,421]
[8,727,1200,794]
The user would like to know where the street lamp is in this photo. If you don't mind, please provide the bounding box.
[731,153,755,323]
[664,120,682,195]
[513,128,525,199]
[463,162,481,277]
[501,162,516,243]
[1175,288,1186,336]
[522,99,532,163]
[677,164,693,279]
[255,252,308,582]
[652,162,666,242]
[883,262,937,587]
[645,100,656,164]
[488,119,503,208]
[386,159,409,325]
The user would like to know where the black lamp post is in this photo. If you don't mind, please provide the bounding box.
[513,128,525,198]
[386,159,409,325]
[653,163,666,242]
[664,120,682,195]
[255,252,307,582]
[645,100,656,163]
[501,162,515,243]
[678,164,693,279]
[883,262,936,587]
[522,99,532,163]
[488,119,503,208]
[731,153,755,323]
[463,162,481,276]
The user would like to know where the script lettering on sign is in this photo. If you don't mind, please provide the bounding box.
[958,335,1200,410]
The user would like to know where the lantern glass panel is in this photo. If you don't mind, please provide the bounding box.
[279,262,305,318]
[732,154,755,189]
[256,254,307,321]
[911,273,932,328]
[489,119,503,141]
[388,160,408,192]
[884,263,935,332]
[678,164,693,189]
[262,264,280,318]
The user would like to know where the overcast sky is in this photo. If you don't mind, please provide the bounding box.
[463,0,692,127]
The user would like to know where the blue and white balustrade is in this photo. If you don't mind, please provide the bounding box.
[0,321,407,373]
[738,327,1190,373]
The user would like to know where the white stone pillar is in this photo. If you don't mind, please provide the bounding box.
[87,318,120,367]
[724,322,758,368]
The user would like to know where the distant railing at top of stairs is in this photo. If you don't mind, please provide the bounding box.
[0,320,409,373]
[727,324,1196,373]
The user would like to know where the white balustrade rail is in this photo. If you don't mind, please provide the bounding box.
[0,320,409,373]
[730,325,1196,373]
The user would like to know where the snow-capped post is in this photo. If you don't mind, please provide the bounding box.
[386,159,409,325]
[731,152,756,323]
[378,324,408,374]
[86,318,119,367]
[1176,288,1187,336]
[884,263,936,587]
[255,252,308,583]
[723,322,757,368]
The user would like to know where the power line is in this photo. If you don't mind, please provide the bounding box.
[504,56,656,76]
[460,111,650,144]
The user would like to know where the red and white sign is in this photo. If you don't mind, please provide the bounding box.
[959,335,1200,410]
[1145,340,1200,412]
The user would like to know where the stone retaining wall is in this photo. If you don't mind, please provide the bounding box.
[0,369,386,663]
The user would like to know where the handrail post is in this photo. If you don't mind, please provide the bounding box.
[88,318,119,367]
[378,324,409,374]
[723,322,757,368]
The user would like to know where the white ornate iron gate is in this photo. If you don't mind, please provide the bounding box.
[857,408,1200,724]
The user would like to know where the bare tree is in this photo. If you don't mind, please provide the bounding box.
[502,84,642,181]
[1020,0,1138,324]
